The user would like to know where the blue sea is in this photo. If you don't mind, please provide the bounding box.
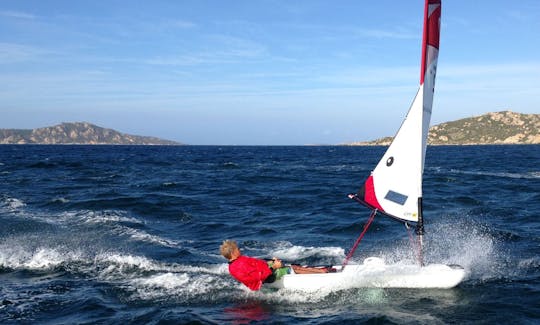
[1,145,539,324]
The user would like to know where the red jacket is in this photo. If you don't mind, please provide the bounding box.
[229,255,272,291]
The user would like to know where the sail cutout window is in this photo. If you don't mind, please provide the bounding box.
[384,190,408,205]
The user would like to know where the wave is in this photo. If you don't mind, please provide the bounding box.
[0,196,26,211]
[128,272,231,302]
[76,210,143,225]
[221,162,240,168]
[0,201,186,250]
[50,197,70,204]
[0,245,83,271]
[1,196,525,290]
[1,232,528,309]
[441,168,540,180]
[109,225,182,248]
[0,239,394,305]
[0,244,232,303]
[518,256,540,273]
[0,196,532,308]
[0,243,220,278]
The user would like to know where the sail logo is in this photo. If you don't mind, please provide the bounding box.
[384,190,408,206]
[403,212,418,218]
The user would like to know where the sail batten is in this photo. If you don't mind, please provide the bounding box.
[356,0,441,223]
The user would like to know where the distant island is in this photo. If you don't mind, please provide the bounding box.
[348,111,539,145]
[1,111,538,145]
[0,122,181,145]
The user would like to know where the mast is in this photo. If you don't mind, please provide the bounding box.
[415,0,441,265]
[416,197,424,265]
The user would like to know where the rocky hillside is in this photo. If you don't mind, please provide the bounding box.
[0,122,181,145]
[428,111,539,145]
[350,111,539,145]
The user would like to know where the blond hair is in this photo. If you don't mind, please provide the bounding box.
[220,240,238,259]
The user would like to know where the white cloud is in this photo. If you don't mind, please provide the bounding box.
[0,10,36,20]
[142,34,268,66]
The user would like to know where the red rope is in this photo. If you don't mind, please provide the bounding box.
[341,209,377,270]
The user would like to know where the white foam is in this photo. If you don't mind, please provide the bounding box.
[132,272,190,289]
[222,162,239,168]
[61,210,188,249]
[51,197,70,204]
[94,253,226,278]
[98,253,155,268]
[0,241,238,304]
[1,197,26,210]
[169,263,229,276]
[96,253,158,279]
[449,168,539,179]
[126,265,235,301]
[17,209,182,249]
[0,245,82,270]
[111,225,180,248]
[67,210,143,225]
[431,222,497,281]
[518,256,540,269]
[270,243,345,261]
[369,217,508,285]
[25,248,70,269]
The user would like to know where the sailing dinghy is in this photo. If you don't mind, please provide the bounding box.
[267,0,465,290]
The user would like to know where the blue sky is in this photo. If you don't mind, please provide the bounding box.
[1,0,539,145]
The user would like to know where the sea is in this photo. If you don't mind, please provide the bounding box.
[0,145,539,324]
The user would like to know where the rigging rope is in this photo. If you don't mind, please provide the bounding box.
[341,209,377,271]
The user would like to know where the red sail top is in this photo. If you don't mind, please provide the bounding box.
[420,0,441,85]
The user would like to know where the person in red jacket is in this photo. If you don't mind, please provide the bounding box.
[220,240,329,291]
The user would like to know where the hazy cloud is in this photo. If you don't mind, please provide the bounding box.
[0,10,36,20]
[0,42,49,63]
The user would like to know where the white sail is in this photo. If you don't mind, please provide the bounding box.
[358,0,441,222]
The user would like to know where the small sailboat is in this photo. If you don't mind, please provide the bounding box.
[268,0,465,290]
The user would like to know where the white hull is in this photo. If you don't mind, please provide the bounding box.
[266,257,466,291]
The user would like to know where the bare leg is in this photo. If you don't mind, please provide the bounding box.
[291,265,329,274]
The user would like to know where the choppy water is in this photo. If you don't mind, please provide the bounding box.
[1,145,539,324]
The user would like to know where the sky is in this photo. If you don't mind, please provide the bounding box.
[1,0,539,145]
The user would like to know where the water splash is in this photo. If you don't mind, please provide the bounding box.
[270,242,345,263]
[0,245,83,271]
[364,215,519,285]
[0,196,26,211]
